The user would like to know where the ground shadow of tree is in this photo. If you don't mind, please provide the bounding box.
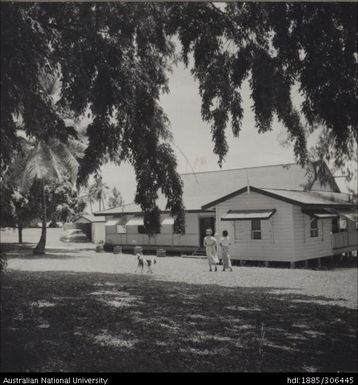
[1,271,357,372]
[1,243,94,260]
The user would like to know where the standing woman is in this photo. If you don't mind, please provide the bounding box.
[204,228,219,272]
[220,230,233,272]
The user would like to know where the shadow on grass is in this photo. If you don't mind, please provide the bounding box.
[1,243,95,260]
[1,270,357,373]
[1,243,36,252]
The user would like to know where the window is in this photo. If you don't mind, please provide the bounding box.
[332,218,339,234]
[332,217,348,233]
[138,225,146,234]
[251,219,261,240]
[310,218,319,238]
[339,218,347,231]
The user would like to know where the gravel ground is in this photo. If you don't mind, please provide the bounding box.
[2,233,357,372]
[5,248,358,309]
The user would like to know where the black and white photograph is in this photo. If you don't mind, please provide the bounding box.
[0,0,357,377]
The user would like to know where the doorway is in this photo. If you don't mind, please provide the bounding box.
[199,217,216,246]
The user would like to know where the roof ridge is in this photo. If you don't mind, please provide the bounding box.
[95,202,138,211]
[259,187,305,192]
[179,162,299,177]
[264,188,348,194]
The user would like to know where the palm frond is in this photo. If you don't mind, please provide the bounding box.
[51,140,79,183]
[18,140,79,192]
[38,66,61,99]
[45,144,68,180]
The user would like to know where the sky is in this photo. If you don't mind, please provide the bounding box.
[96,58,356,206]
[99,60,298,204]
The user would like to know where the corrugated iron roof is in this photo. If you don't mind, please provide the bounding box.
[126,217,144,226]
[162,217,175,225]
[94,163,341,215]
[94,203,142,216]
[203,186,355,209]
[105,219,119,226]
[262,189,352,206]
[77,214,105,222]
[301,208,339,219]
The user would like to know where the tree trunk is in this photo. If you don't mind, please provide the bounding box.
[90,201,93,213]
[33,183,47,255]
[18,223,23,244]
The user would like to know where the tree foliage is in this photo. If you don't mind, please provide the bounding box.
[88,175,109,211]
[46,179,87,224]
[11,137,80,253]
[166,2,357,167]
[108,187,124,209]
[6,190,35,243]
[1,159,85,244]
[1,2,356,235]
[0,3,76,167]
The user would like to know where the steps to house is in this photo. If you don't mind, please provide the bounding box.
[190,247,207,258]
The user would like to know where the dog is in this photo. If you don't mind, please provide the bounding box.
[136,253,157,273]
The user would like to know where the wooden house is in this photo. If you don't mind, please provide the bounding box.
[94,163,357,264]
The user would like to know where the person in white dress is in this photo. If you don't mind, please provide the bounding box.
[203,228,219,272]
[219,230,233,271]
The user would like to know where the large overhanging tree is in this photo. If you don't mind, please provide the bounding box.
[1,2,357,234]
[1,2,186,234]
[165,2,357,168]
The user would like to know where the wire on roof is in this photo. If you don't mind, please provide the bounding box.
[172,140,199,184]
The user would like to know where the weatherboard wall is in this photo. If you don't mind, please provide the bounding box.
[105,212,202,247]
[292,206,358,260]
[332,219,358,254]
[292,206,333,260]
[92,222,106,243]
[214,190,295,262]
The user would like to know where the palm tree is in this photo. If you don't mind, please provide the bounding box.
[80,187,95,214]
[89,175,109,212]
[108,186,124,209]
[12,66,80,254]
[18,139,78,254]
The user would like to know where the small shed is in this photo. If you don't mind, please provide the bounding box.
[74,214,105,243]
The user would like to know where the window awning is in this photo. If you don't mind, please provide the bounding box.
[302,209,339,219]
[105,220,119,226]
[221,209,276,221]
[336,210,358,222]
[126,217,144,226]
[162,217,175,225]
[116,225,126,234]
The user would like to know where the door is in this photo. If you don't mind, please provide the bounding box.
[74,223,92,242]
[199,217,216,246]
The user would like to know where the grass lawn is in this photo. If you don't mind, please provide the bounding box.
[1,256,357,372]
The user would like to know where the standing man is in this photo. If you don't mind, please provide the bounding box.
[204,228,219,272]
